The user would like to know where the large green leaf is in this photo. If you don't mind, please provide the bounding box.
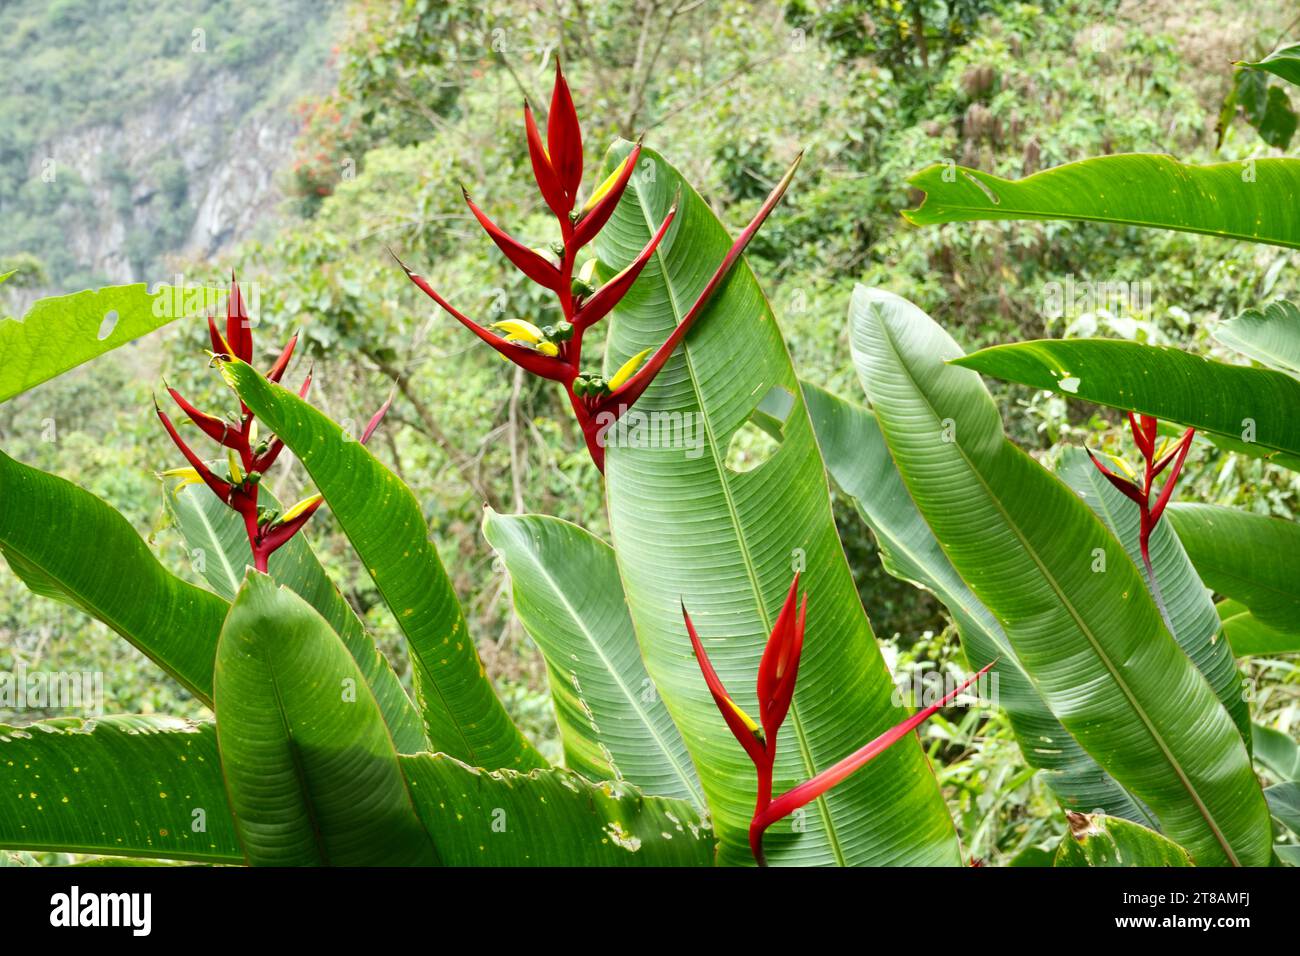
[1253,723,1300,781]
[1053,813,1192,867]
[802,381,1152,823]
[0,450,224,703]
[166,482,425,753]
[905,155,1300,249]
[849,285,1271,867]
[597,144,960,867]
[1219,600,1300,657]
[222,360,542,771]
[214,572,438,866]
[0,283,180,403]
[1265,782,1300,835]
[952,339,1300,464]
[482,510,702,805]
[0,716,239,863]
[400,753,714,865]
[1241,44,1300,88]
[1215,300,1300,377]
[1057,450,1250,745]
[1167,504,1300,642]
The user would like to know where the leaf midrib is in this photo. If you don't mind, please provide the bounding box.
[870,308,1241,866]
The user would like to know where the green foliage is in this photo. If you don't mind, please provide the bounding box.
[3,0,1299,870]
[214,573,439,866]
[597,144,960,866]
[848,286,1271,866]
[0,449,224,702]
[804,381,1156,823]
[0,283,180,403]
[482,510,703,804]
[1054,813,1192,867]
[223,358,544,770]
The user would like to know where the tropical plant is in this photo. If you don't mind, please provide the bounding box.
[2,40,1296,870]
[898,96,1300,862]
[0,62,982,868]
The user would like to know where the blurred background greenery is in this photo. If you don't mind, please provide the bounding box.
[2,0,1298,864]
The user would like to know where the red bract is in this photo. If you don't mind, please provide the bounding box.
[1086,413,1196,631]
[401,59,802,472]
[683,572,993,866]
[157,275,389,573]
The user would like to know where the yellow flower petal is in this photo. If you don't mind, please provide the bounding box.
[609,347,653,390]
[581,155,632,214]
[491,319,545,343]
[279,493,323,524]
[1104,452,1137,481]
[159,467,203,489]
[227,449,243,484]
[722,695,761,736]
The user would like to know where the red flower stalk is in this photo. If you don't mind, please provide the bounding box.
[1086,413,1196,633]
[400,58,803,471]
[683,573,993,866]
[156,275,389,573]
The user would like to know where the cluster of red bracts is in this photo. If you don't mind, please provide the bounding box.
[1086,412,1195,628]
[156,275,390,573]
[397,59,802,471]
[683,573,993,866]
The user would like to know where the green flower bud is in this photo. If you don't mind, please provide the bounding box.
[545,321,574,342]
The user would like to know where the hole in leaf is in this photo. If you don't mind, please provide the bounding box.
[725,385,795,474]
[97,309,119,341]
[961,170,1000,205]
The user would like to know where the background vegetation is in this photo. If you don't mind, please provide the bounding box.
[2,0,1297,864]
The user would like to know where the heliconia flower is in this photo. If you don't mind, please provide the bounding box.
[165,383,237,448]
[570,143,641,249]
[265,332,299,384]
[401,58,803,471]
[158,467,204,490]
[462,188,565,291]
[683,571,992,866]
[573,198,678,330]
[359,390,393,446]
[226,272,253,364]
[155,401,233,503]
[491,319,561,356]
[259,493,325,553]
[523,100,571,218]
[396,255,573,382]
[546,58,583,201]
[158,275,394,574]
[1086,414,1196,632]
